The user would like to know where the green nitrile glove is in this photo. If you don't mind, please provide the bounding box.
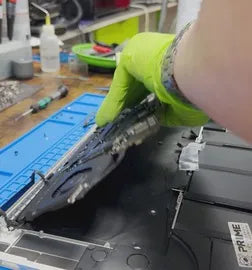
[96,32,208,127]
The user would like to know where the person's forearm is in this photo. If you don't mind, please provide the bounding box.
[174,0,252,141]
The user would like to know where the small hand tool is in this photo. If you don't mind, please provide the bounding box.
[15,85,69,121]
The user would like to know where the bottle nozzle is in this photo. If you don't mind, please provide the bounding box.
[31,2,51,25]
[45,15,51,25]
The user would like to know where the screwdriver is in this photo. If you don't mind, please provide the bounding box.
[15,85,69,121]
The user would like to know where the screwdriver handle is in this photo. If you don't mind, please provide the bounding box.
[30,85,68,113]
[30,97,52,113]
[16,85,69,121]
[50,85,69,100]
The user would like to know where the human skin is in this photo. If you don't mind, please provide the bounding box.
[174,0,252,141]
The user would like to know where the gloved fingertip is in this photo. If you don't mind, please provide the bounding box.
[95,116,107,127]
[95,107,118,127]
[95,108,107,127]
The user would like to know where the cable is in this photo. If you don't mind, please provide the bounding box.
[171,232,200,270]
[64,0,83,29]
[130,4,150,32]
[31,2,50,18]
[158,0,169,32]
[164,199,199,270]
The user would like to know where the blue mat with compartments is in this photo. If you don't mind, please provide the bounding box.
[0,93,104,210]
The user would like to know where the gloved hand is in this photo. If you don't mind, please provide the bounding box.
[96,32,208,127]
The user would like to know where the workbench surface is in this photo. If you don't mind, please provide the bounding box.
[0,64,112,148]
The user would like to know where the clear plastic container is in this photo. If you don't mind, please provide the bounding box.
[40,24,60,72]
[68,52,88,76]
[13,0,31,41]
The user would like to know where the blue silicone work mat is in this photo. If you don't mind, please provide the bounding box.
[0,93,105,210]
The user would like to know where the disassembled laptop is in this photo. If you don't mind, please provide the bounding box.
[1,93,252,270]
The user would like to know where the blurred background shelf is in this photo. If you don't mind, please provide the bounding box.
[60,2,177,45]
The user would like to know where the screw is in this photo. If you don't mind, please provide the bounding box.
[133,244,141,250]
[150,209,157,216]
[84,183,89,189]
[39,230,44,238]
